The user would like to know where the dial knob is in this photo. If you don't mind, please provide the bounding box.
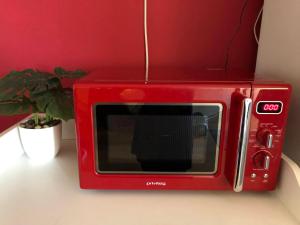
[253,152,271,170]
[257,129,273,148]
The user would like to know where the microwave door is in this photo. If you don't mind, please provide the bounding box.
[94,103,222,175]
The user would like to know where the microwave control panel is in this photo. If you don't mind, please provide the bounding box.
[244,84,291,191]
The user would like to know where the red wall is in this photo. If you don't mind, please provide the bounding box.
[0,0,263,131]
[0,0,263,76]
[0,115,27,133]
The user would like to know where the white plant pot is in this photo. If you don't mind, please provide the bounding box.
[19,121,62,160]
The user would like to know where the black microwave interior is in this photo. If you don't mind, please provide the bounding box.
[94,103,222,174]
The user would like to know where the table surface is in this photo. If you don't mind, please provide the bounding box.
[0,140,298,225]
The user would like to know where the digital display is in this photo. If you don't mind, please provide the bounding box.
[257,101,283,114]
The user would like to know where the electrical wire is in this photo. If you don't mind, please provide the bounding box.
[254,5,264,44]
[144,0,149,83]
[144,0,258,73]
[224,0,249,71]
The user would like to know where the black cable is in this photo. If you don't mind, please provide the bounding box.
[224,0,249,71]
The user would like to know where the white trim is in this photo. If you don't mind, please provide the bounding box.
[144,0,149,83]
[93,103,223,175]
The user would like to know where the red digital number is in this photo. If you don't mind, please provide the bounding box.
[273,104,279,110]
[263,104,269,111]
[263,104,279,111]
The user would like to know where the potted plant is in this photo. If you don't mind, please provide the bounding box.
[0,67,86,160]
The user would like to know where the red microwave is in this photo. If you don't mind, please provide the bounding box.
[74,69,291,192]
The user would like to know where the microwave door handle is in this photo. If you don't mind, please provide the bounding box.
[234,98,252,192]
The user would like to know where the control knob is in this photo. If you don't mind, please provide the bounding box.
[257,129,273,148]
[253,152,271,170]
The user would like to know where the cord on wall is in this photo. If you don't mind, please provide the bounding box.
[144,0,149,83]
[143,0,258,74]
[224,0,249,71]
[254,5,264,44]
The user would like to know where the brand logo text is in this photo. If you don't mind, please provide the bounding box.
[146,181,167,186]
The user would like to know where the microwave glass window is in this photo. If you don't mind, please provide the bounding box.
[94,104,222,174]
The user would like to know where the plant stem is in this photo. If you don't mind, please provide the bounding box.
[33,113,39,126]
[45,113,53,122]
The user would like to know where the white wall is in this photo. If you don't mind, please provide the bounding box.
[256,0,300,165]
[62,120,76,140]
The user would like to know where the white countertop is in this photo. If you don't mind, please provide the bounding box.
[0,140,298,225]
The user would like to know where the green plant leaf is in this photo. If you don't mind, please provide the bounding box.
[21,69,35,74]
[47,77,62,90]
[70,70,86,78]
[48,90,74,121]
[0,102,22,115]
[33,91,52,113]
[0,71,28,101]
[0,99,31,115]
[54,67,67,76]
[54,67,86,79]
[34,89,73,121]
[25,72,49,94]
[25,70,59,96]
[0,67,85,118]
